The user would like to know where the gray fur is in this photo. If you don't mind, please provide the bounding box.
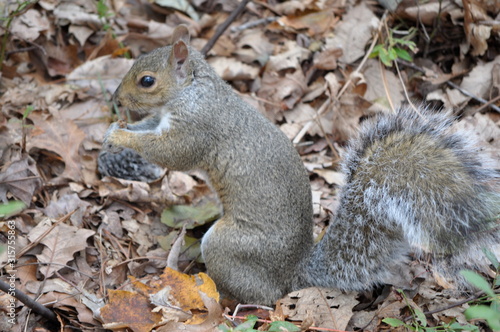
[104,27,500,304]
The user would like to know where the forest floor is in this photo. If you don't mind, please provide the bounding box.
[0,0,500,331]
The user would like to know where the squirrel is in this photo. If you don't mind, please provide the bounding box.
[103,25,500,304]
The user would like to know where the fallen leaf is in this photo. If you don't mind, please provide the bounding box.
[150,268,220,312]
[28,113,86,184]
[161,201,220,229]
[325,3,379,64]
[44,193,92,227]
[101,289,163,332]
[10,9,50,41]
[208,57,259,81]
[277,10,338,36]
[0,155,42,204]
[280,288,358,330]
[27,219,95,278]
[266,40,311,72]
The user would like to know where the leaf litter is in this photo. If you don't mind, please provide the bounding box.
[0,0,499,331]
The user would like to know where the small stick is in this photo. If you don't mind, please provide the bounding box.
[396,59,500,113]
[201,0,252,56]
[230,16,278,32]
[0,279,59,323]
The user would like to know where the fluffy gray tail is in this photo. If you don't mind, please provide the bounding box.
[296,107,500,291]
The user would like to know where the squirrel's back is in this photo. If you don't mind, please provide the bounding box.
[297,107,500,291]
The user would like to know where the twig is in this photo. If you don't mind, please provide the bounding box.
[0,279,59,323]
[446,81,500,112]
[394,60,422,117]
[230,16,278,32]
[396,59,500,113]
[402,291,483,323]
[201,0,252,56]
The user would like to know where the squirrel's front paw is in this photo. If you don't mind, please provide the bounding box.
[103,121,127,153]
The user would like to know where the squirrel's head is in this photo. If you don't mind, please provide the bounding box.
[113,25,194,113]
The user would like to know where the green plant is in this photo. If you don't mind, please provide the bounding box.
[383,289,479,331]
[96,0,114,32]
[0,200,26,218]
[218,315,300,332]
[370,27,417,67]
[460,249,500,330]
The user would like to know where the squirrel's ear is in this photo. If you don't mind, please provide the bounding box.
[169,25,190,81]
[171,25,190,44]
[170,40,189,80]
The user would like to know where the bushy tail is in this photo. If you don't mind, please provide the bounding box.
[296,107,500,292]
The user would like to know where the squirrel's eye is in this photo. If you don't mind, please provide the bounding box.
[140,76,155,88]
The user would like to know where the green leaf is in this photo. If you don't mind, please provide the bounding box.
[460,270,495,298]
[448,321,479,331]
[388,47,398,61]
[22,105,34,120]
[234,315,258,331]
[268,321,300,331]
[483,248,499,270]
[161,201,220,229]
[157,233,203,262]
[378,48,393,67]
[369,44,384,58]
[394,48,413,62]
[465,305,500,330]
[0,200,26,218]
[382,317,405,327]
[217,324,231,332]
[413,306,427,327]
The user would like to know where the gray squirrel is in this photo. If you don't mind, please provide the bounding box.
[102,25,500,304]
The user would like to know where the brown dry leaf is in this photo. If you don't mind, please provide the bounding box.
[0,155,42,204]
[10,8,50,42]
[28,113,86,184]
[311,169,344,186]
[69,25,94,46]
[274,0,317,15]
[150,268,220,313]
[100,269,220,330]
[266,40,311,72]
[429,55,500,108]
[313,48,342,70]
[27,219,95,278]
[60,98,109,147]
[363,59,405,110]
[67,56,134,96]
[284,103,333,137]
[259,70,308,117]
[463,0,492,56]
[157,291,223,332]
[396,0,460,26]
[234,29,274,65]
[98,176,163,203]
[44,193,92,227]
[207,57,259,81]
[325,3,379,64]
[280,288,358,330]
[277,10,337,36]
[53,2,103,30]
[100,289,163,332]
[332,94,374,142]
